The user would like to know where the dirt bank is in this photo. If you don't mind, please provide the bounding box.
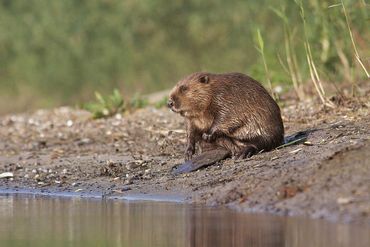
[0,95,369,224]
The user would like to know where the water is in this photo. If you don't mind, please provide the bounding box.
[0,194,369,247]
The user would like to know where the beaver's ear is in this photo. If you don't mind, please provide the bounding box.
[199,75,209,84]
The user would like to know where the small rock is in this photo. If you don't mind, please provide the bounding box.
[0,172,13,179]
[66,120,73,127]
[337,197,352,205]
[274,85,283,94]
[124,178,133,185]
[289,148,302,154]
[76,138,91,146]
[135,160,145,165]
[106,160,114,165]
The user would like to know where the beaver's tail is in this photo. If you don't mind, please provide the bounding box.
[172,148,230,175]
[278,129,317,149]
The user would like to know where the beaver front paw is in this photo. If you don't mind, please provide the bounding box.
[185,144,195,161]
[202,133,215,142]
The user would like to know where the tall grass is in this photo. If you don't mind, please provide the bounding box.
[269,0,368,106]
[255,29,275,99]
[295,0,334,107]
[272,6,305,100]
[339,0,369,79]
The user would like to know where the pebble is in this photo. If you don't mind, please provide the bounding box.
[0,172,13,179]
[337,197,352,205]
[66,120,73,127]
[124,178,133,185]
[135,160,145,165]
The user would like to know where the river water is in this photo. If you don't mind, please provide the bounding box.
[0,194,369,247]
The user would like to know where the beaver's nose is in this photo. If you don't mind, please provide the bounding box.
[167,99,174,108]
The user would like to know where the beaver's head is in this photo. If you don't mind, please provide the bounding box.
[168,72,213,118]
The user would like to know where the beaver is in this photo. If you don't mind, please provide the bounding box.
[168,72,284,172]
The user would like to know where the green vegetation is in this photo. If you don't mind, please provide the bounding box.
[0,0,368,114]
[83,89,153,119]
[83,89,125,119]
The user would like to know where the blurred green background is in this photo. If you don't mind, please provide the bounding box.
[0,0,368,114]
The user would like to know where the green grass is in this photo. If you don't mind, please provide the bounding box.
[82,89,168,119]
[83,89,125,119]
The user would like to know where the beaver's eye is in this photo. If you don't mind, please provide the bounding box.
[179,85,188,93]
[199,75,209,84]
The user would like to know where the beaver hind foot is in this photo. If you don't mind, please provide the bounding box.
[235,144,258,159]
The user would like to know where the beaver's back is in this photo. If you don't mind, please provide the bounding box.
[208,73,284,151]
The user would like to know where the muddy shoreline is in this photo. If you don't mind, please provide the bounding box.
[1,96,369,225]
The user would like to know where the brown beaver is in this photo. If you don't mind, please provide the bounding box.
[168,72,284,171]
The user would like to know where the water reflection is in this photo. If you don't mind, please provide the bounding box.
[0,195,369,247]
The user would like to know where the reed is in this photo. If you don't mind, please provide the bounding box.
[255,28,275,99]
[272,6,305,100]
[295,0,334,107]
